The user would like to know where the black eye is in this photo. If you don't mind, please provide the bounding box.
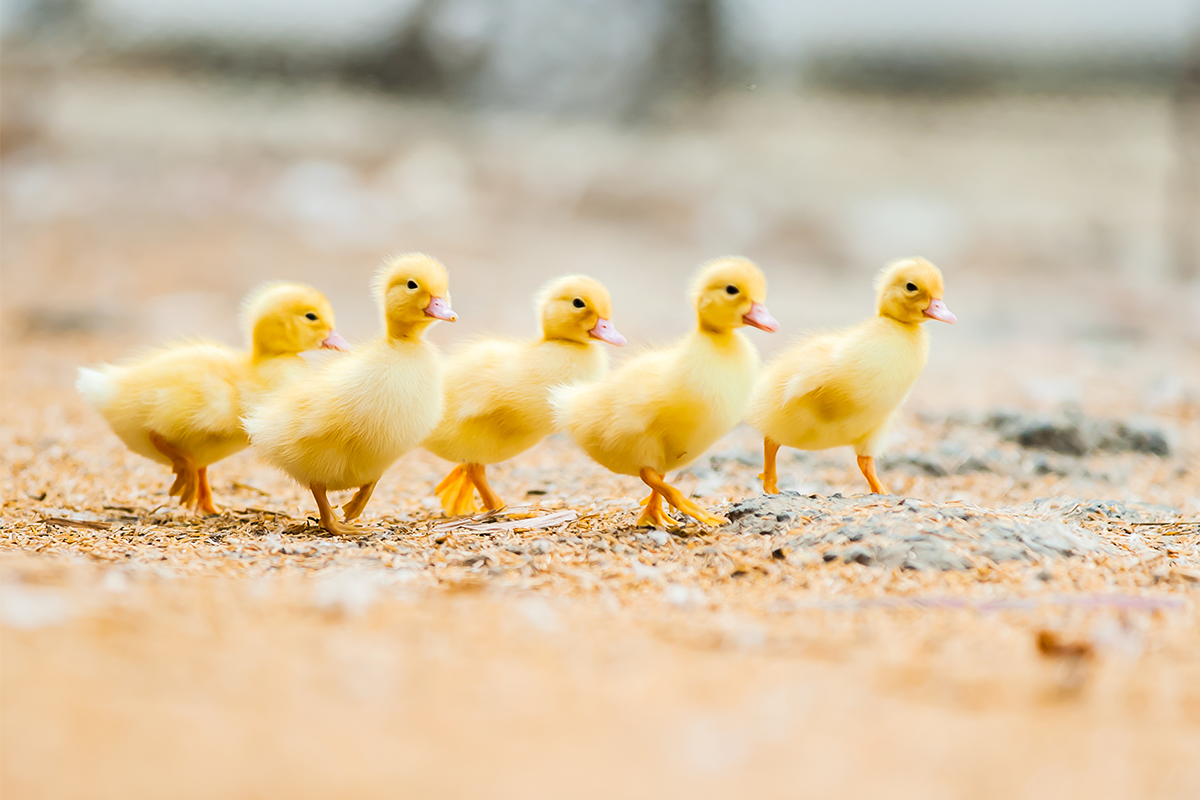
[305,312,318,321]
[906,282,917,292]
[407,280,418,290]
[726,285,739,295]
[573,298,585,309]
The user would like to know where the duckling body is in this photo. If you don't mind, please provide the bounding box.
[553,257,777,528]
[746,257,955,494]
[245,253,456,535]
[564,330,759,477]
[251,337,443,491]
[424,276,624,515]
[77,283,346,514]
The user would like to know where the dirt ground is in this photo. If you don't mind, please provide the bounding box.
[2,66,1200,799]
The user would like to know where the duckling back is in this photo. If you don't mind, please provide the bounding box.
[553,330,759,476]
[747,318,929,452]
[424,337,608,465]
[246,336,444,492]
[77,342,255,467]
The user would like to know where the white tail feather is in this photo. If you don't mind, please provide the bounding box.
[76,366,115,410]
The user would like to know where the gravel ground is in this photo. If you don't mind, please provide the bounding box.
[3,67,1200,799]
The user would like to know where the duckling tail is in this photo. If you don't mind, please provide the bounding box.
[76,366,115,410]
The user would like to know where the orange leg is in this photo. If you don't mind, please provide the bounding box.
[466,464,503,511]
[195,467,219,515]
[311,484,367,536]
[759,438,781,494]
[635,490,677,529]
[856,455,889,494]
[639,468,727,527]
[341,480,378,521]
[149,431,199,510]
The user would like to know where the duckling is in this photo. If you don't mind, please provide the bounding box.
[552,257,778,528]
[244,253,456,536]
[746,257,956,495]
[77,283,349,514]
[423,275,625,516]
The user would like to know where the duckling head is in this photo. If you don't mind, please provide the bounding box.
[243,282,349,359]
[374,253,457,340]
[875,257,956,325]
[536,275,626,346]
[691,256,779,335]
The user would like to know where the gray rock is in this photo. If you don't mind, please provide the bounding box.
[721,493,1115,572]
[956,455,995,474]
[979,543,1029,563]
[988,409,1170,457]
[840,547,875,566]
[880,453,949,477]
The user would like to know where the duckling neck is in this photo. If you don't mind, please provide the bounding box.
[696,323,737,345]
[878,313,924,335]
[539,335,590,349]
[387,319,430,342]
[250,344,300,363]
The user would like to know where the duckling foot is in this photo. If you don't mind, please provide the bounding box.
[149,431,201,511]
[435,466,481,517]
[341,480,378,522]
[195,467,220,516]
[466,464,504,512]
[638,468,729,528]
[311,484,371,537]
[759,438,781,495]
[856,455,890,495]
[635,491,679,529]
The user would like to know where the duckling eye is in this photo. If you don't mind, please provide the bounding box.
[407,280,418,290]
[572,298,585,309]
[905,282,918,292]
[725,285,739,295]
[305,312,318,321]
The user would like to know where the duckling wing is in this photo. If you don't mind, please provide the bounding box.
[556,348,679,473]
[127,343,246,438]
[779,335,843,408]
[441,339,524,423]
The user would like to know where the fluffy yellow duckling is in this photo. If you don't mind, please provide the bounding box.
[423,275,626,516]
[746,257,956,495]
[77,283,349,514]
[552,257,778,528]
[244,253,457,536]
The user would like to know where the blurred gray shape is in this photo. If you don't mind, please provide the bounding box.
[451,0,707,116]
[85,0,424,53]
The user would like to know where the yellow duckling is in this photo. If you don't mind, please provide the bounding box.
[552,257,778,528]
[244,253,457,536]
[77,283,349,514]
[746,257,956,495]
[423,275,626,516]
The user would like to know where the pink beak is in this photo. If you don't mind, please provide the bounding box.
[424,296,457,321]
[320,330,351,351]
[742,301,780,333]
[923,298,957,324]
[588,317,626,346]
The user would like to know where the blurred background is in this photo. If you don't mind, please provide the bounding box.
[5,7,1200,798]
[2,0,1199,412]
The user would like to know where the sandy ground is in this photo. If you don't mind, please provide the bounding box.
[3,66,1200,798]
